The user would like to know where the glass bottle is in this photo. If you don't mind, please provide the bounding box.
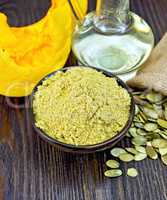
[72,0,154,80]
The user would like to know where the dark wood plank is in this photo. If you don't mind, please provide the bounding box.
[0,0,167,200]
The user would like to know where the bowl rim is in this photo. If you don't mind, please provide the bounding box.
[29,66,135,151]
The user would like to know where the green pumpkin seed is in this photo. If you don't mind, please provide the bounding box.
[159,148,167,156]
[132,140,139,146]
[146,134,154,141]
[133,118,141,123]
[139,111,148,122]
[125,148,138,155]
[145,131,155,136]
[146,146,158,160]
[162,130,167,135]
[148,118,157,123]
[132,136,147,146]
[138,116,145,123]
[143,107,158,119]
[119,153,134,162]
[134,153,147,161]
[135,105,140,115]
[127,168,138,177]
[134,122,144,129]
[161,155,167,166]
[152,134,161,140]
[131,123,135,127]
[152,139,167,148]
[156,97,167,105]
[153,105,164,118]
[146,92,163,103]
[106,160,120,169]
[158,131,167,140]
[104,169,123,178]
[137,129,148,136]
[132,91,142,95]
[139,93,147,100]
[147,102,155,108]
[135,146,146,154]
[157,119,167,129]
[110,148,126,157]
[144,123,158,132]
[154,129,161,133]
[129,127,138,137]
[155,148,160,154]
[126,132,131,138]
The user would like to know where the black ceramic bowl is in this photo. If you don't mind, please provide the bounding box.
[30,66,135,153]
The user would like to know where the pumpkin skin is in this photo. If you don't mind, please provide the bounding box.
[0,0,87,97]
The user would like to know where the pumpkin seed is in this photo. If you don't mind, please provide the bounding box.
[137,129,148,136]
[152,139,167,148]
[106,160,120,169]
[127,168,138,177]
[146,146,158,160]
[132,91,142,95]
[155,148,160,154]
[161,155,167,166]
[129,127,138,137]
[158,131,167,140]
[134,118,141,123]
[138,116,145,123]
[134,122,144,129]
[148,118,157,123]
[154,129,161,133]
[125,147,138,155]
[157,97,167,105]
[126,132,131,138]
[144,123,158,132]
[143,107,158,119]
[159,148,167,156]
[153,105,164,118]
[110,148,126,157]
[139,111,148,122]
[132,136,147,146]
[146,92,163,103]
[119,153,134,162]
[145,131,154,139]
[162,130,167,135]
[132,123,135,127]
[148,102,155,108]
[146,135,154,141]
[104,169,123,178]
[135,146,146,154]
[135,105,140,115]
[152,133,162,140]
[140,93,148,99]
[134,153,147,161]
[157,119,167,129]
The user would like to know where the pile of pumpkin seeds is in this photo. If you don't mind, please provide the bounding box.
[104,90,167,178]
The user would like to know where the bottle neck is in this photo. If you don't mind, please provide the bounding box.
[94,0,132,34]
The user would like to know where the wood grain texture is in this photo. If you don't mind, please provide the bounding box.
[0,0,167,200]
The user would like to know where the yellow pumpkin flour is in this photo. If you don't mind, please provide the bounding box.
[33,67,131,146]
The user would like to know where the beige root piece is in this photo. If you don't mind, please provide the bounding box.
[128,33,167,95]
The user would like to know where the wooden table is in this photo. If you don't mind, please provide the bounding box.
[0,0,167,199]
